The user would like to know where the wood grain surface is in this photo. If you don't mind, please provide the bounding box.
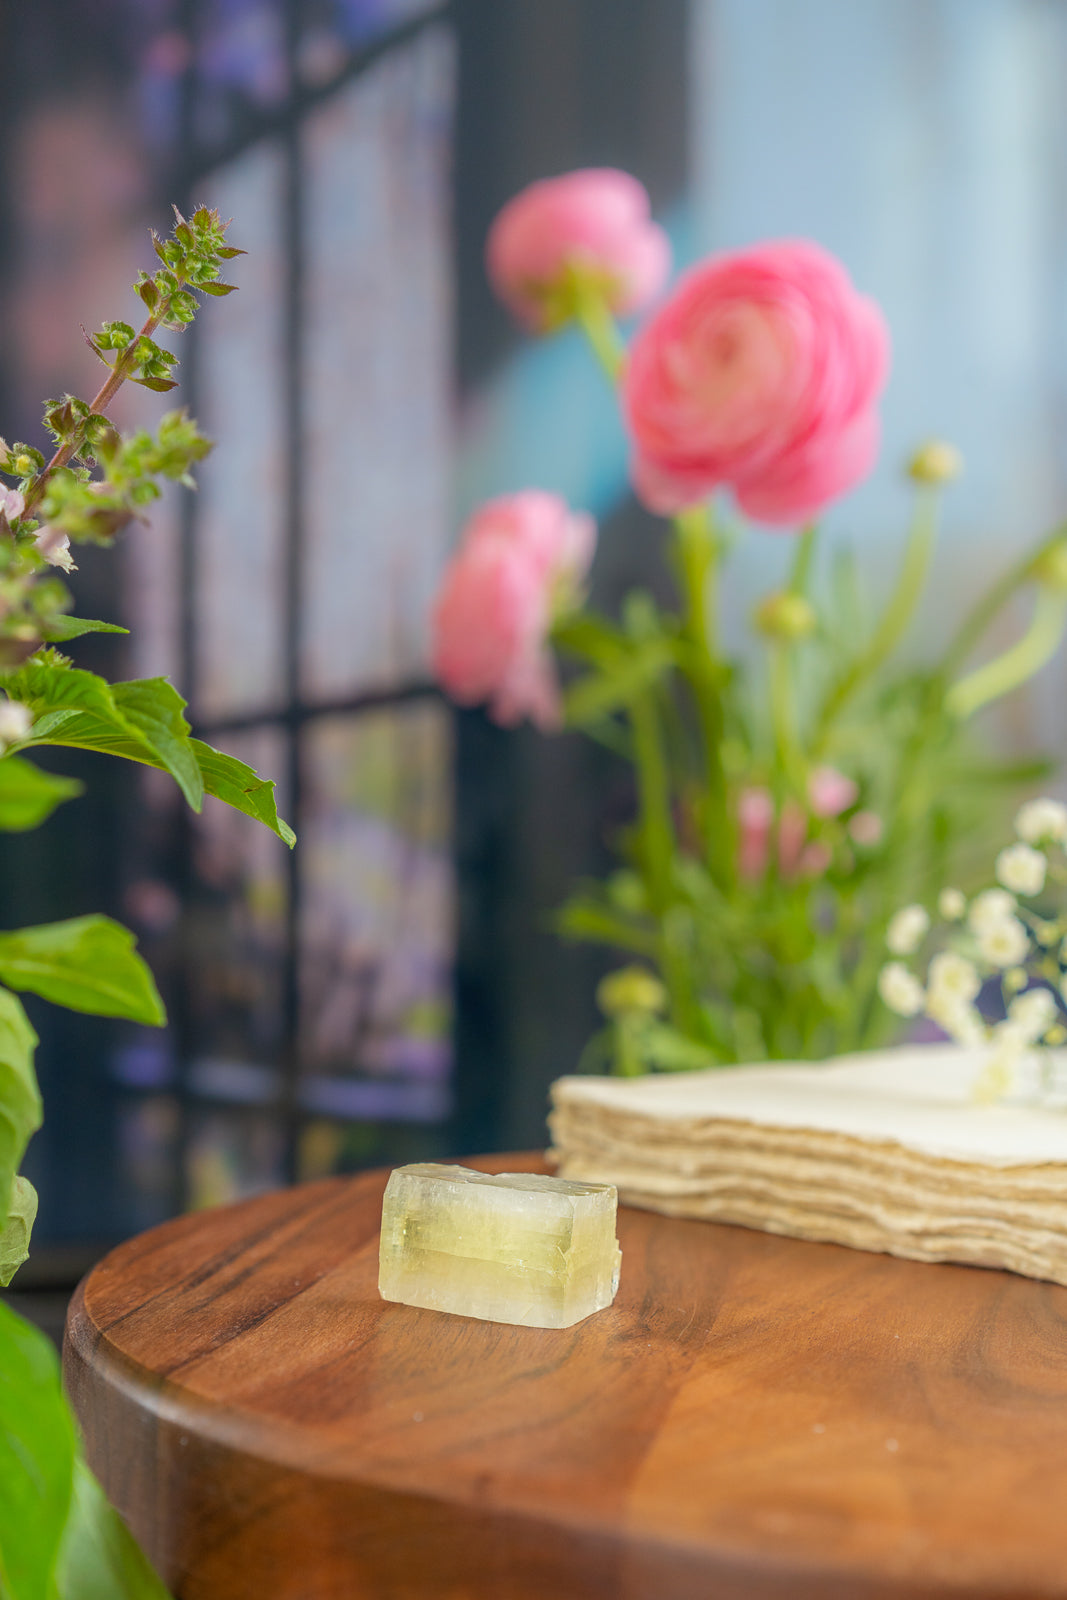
[64,1153,1067,1600]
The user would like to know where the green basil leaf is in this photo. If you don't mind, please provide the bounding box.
[0,990,41,1226]
[0,917,165,1026]
[191,740,295,847]
[38,618,129,643]
[0,1175,37,1287]
[0,1303,77,1600]
[55,1461,171,1600]
[0,757,82,832]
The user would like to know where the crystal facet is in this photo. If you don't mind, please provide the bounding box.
[378,1163,622,1328]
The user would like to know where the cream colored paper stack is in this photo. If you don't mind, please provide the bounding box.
[548,1044,1067,1285]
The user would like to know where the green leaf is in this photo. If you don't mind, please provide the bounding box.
[56,1461,171,1600]
[14,664,203,812]
[196,281,238,297]
[563,640,676,727]
[0,757,82,832]
[0,990,41,1229]
[130,377,178,394]
[0,1303,77,1600]
[38,618,129,643]
[191,740,295,847]
[0,1175,37,1287]
[0,917,165,1026]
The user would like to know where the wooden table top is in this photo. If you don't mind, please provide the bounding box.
[64,1153,1067,1600]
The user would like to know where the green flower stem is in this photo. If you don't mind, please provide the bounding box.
[813,484,940,752]
[20,305,169,524]
[673,504,730,881]
[938,521,1067,680]
[628,689,675,913]
[768,642,806,794]
[573,288,626,381]
[945,586,1067,720]
[788,523,817,595]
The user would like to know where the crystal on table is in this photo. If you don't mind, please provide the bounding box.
[378,1163,622,1328]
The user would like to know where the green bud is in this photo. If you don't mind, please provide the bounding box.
[597,965,668,1018]
[1033,540,1067,593]
[753,590,817,642]
[907,440,963,485]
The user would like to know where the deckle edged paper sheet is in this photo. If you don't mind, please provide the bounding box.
[548,1044,1067,1285]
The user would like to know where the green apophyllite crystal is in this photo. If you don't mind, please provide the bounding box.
[378,1163,622,1328]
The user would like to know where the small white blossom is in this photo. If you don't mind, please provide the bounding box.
[886,904,930,956]
[1006,987,1059,1045]
[927,991,987,1046]
[1015,797,1067,845]
[996,842,1047,897]
[878,962,924,1017]
[927,950,981,1006]
[0,486,25,522]
[0,699,32,748]
[34,525,76,573]
[976,916,1031,970]
[938,887,966,921]
[968,888,1017,935]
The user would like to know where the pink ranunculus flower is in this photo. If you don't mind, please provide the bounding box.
[486,169,671,331]
[808,765,859,818]
[737,786,774,882]
[432,491,596,730]
[623,239,890,526]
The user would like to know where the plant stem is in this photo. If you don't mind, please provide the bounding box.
[813,485,939,753]
[629,689,675,913]
[769,642,805,793]
[573,288,626,381]
[788,523,817,595]
[945,587,1067,720]
[938,520,1067,679]
[672,504,730,880]
[20,306,171,524]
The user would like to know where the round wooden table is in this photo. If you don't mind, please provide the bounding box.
[64,1153,1067,1600]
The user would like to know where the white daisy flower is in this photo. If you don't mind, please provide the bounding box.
[968,888,1017,935]
[886,904,930,956]
[1006,987,1059,1044]
[938,887,966,921]
[877,962,924,1018]
[1015,797,1067,845]
[927,950,981,1005]
[996,842,1047,897]
[976,916,1031,970]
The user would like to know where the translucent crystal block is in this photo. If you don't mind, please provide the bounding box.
[378,1163,622,1328]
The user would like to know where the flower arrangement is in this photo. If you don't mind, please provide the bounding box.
[0,208,289,1595]
[880,798,1067,1101]
[434,168,1067,1075]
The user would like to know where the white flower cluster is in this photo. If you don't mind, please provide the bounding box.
[876,796,1067,1102]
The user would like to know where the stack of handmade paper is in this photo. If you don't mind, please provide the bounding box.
[548,1044,1067,1285]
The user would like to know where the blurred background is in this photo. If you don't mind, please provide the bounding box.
[2,0,1067,1335]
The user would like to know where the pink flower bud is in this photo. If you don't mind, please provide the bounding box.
[486,169,671,331]
[737,786,774,881]
[849,810,883,846]
[432,492,596,730]
[777,799,808,878]
[622,239,889,525]
[808,765,858,818]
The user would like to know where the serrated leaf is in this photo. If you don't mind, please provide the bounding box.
[216,246,247,259]
[0,1175,37,1286]
[191,740,295,846]
[39,617,129,643]
[56,1460,172,1600]
[0,990,40,1231]
[0,916,165,1026]
[0,1303,78,1600]
[15,664,203,812]
[0,757,82,832]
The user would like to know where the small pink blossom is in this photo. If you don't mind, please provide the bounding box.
[0,487,25,523]
[432,492,595,729]
[486,169,671,331]
[622,239,889,525]
[799,840,833,878]
[737,786,774,881]
[34,526,76,573]
[777,799,809,877]
[808,765,858,818]
[849,810,884,847]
